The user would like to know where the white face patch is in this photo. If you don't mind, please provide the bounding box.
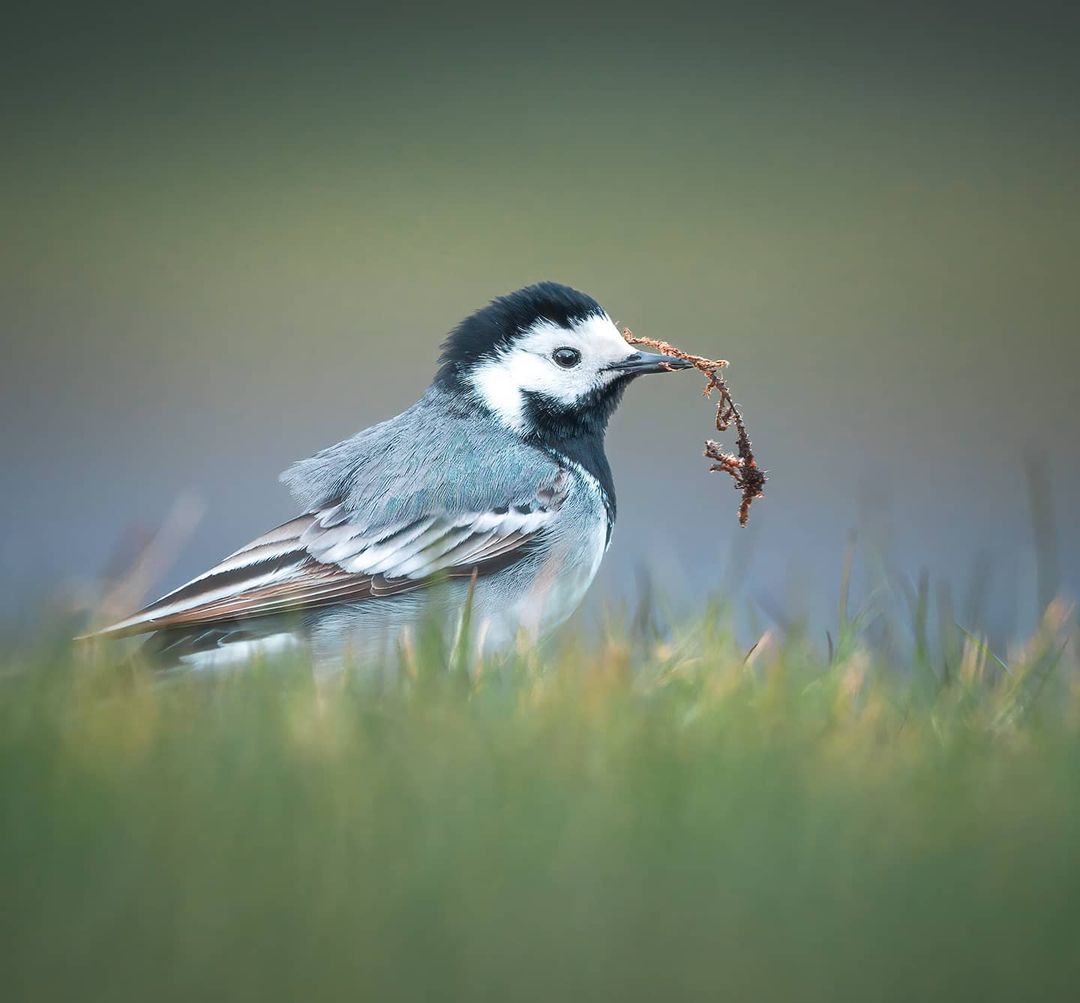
[467,313,639,433]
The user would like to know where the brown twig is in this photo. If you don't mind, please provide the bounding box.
[623,327,766,527]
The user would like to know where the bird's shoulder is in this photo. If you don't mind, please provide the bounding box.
[280,385,573,522]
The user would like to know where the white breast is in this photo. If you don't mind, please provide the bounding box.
[478,463,610,651]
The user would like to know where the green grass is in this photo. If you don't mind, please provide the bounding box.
[2,600,1079,1002]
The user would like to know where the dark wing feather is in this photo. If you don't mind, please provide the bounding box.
[92,476,568,639]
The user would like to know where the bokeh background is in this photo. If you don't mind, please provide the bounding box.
[3,0,1078,637]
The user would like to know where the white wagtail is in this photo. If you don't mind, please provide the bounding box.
[92,282,693,667]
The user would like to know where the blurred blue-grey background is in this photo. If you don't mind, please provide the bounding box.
[3,1,1078,635]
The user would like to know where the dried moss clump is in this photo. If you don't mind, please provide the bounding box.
[623,328,767,526]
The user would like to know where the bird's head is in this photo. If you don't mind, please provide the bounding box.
[435,281,691,442]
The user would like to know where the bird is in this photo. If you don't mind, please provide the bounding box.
[90,282,693,669]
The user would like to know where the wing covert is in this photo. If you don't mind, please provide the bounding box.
[92,470,570,639]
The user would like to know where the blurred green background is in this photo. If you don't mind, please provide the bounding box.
[2,0,1078,630]
[4,7,1080,1000]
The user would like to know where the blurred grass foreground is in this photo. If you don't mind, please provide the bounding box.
[3,598,1080,1002]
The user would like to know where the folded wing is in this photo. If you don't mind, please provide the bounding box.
[93,476,567,639]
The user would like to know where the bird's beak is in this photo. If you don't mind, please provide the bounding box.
[607,351,694,376]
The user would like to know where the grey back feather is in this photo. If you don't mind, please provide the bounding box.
[280,385,562,525]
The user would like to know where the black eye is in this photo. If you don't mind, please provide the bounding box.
[552,347,581,368]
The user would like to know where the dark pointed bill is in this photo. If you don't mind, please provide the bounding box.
[606,351,694,376]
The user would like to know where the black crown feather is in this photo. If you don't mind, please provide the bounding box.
[435,281,604,387]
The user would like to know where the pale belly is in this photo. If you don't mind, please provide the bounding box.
[477,515,609,652]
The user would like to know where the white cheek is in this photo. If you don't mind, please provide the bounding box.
[466,314,639,432]
[468,351,544,433]
[527,361,598,404]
